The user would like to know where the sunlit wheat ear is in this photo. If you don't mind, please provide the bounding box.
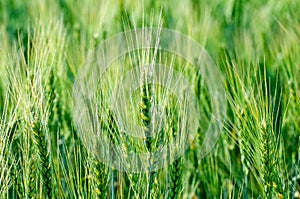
[32,117,53,198]
[225,63,285,198]
[256,69,285,198]
[260,117,284,199]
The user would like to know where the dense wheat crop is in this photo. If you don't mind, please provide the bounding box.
[0,0,299,198]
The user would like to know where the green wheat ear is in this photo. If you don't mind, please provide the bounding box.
[32,117,53,198]
[140,81,158,199]
[168,157,183,199]
[90,156,108,199]
[140,83,154,151]
[46,69,63,139]
[28,147,37,199]
[167,99,183,199]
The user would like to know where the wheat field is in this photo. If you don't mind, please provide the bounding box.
[0,0,299,198]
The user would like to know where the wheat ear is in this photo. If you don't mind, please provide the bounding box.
[90,156,108,199]
[32,117,53,198]
[167,99,183,199]
[140,82,158,199]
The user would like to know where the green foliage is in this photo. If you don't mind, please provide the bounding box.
[0,0,299,198]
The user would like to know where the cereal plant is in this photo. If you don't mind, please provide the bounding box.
[0,0,299,198]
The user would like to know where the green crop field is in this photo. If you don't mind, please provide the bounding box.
[0,0,299,198]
